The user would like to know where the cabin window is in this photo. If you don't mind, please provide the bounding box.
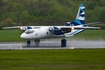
[47,32,48,34]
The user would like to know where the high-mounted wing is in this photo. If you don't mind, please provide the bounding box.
[3,26,22,29]
[60,26,100,30]
[3,26,42,30]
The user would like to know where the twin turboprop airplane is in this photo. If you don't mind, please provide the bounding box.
[3,4,100,47]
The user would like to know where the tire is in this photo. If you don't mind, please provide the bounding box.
[27,40,31,47]
[61,39,67,47]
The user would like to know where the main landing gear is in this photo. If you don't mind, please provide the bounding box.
[27,39,40,47]
[61,39,67,47]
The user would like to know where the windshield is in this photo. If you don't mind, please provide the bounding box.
[25,30,34,34]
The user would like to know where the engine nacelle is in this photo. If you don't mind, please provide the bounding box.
[49,27,63,35]
[20,26,32,31]
[49,26,72,35]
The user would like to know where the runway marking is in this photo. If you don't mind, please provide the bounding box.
[20,46,22,50]
[70,47,75,49]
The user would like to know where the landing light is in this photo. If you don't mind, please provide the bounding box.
[71,27,74,30]
[20,27,23,30]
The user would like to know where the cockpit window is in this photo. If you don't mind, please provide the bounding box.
[25,30,34,34]
[27,26,32,29]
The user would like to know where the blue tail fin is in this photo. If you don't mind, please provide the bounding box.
[66,4,85,26]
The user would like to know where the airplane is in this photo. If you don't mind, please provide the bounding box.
[3,4,100,47]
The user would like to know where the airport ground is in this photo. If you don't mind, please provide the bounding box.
[0,30,105,70]
[0,40,105,50]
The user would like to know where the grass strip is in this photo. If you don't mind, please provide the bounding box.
[0,49,105,70]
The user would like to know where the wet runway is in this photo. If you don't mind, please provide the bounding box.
[0,40,105,50]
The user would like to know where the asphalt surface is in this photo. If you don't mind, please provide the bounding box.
[0,40,105,50]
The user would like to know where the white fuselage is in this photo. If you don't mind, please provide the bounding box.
[20,26,64,40]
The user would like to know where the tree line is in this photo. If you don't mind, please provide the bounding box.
[0,0,105,26]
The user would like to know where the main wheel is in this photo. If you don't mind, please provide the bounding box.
[61,39,67,47]
[35,39,40,44]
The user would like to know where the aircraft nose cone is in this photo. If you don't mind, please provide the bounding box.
[20,33,26,39]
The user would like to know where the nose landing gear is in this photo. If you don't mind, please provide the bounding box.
[27,39,40,47]
[35,39,40,46]
[27,40,31,47]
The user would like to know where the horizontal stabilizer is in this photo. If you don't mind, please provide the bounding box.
[85,22,100,26]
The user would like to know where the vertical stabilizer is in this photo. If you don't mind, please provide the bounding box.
[66,4,85,26]
[76,4,85,22]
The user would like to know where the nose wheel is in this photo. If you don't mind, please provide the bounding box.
[26,39,40,47]
[27,40,31,47]
[61,39,67,47]
[35,39,40,46]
